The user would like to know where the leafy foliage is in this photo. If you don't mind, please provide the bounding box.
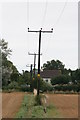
[8,81,19,89]
[0,39,12,58]
[0,39,19,87]
[51,75,70,85]
[51,69,80,92]
[42,60,65,70]
[71,69,80,84]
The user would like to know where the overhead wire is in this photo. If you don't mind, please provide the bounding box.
[26,0,68,67]
[35,1,48,64]
[40,0,48,59]
[27,0,29,28]
[43,0,68,55]
[26,0,31,68]
[27,0,31,53]
[26,0,38,67]
[41,0,48,28]
[54,0,68,27]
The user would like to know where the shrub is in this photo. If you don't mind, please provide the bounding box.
[54,84,79,92]
[54,85,62,91]
[20,84,30,92]
[8,81,19,89]
[40,80,53,92]
[51,75,70,85]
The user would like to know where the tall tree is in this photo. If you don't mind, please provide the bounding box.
[0,39,18,86]
[42,59,65,70]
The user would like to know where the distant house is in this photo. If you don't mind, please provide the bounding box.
[40,70,61,84]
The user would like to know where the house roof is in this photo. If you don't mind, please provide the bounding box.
[40,70,61,78]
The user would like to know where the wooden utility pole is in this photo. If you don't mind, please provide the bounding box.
[28,52,42,79]
[26,64,33,91]
[28,28,53,95]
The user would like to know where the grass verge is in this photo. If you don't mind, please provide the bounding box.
[15,94,60,118]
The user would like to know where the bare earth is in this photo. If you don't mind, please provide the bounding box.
[2,92,78,118]
[2,92,25,118]
[46,94,78,118]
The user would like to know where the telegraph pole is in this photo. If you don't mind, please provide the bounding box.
[28,52,42,79]
[26,64,33,91]
[28,28,53,95]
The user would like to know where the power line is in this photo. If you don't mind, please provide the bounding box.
[42,0,68,55]
[26,1,67,81]
[27,0,68,28]
[54,0,68,27]
[27,0,29,28]
[41,0,68,28]
[27,0,48,28]
[41,0,48,28]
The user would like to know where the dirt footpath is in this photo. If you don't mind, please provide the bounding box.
[2,92,25,118]
[46,94,78,118]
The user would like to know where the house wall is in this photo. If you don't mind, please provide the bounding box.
[43,78,51,84]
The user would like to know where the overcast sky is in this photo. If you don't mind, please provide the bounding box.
[0,0,78,73]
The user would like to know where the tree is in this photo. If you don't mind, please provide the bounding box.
[0,39,12,58]
[51,75,70,85]
[71,69,80,84]
[42,59,65,70]
[0,39,19,87]
[18,71,30,86]
[10,73,19,82]
[0,39,12,86]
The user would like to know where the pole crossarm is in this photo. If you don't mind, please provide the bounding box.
[28,52,42,56]
[26,64,33,67]
[28,28,53,33]
[42,31,53,33]
[28,52,42,79]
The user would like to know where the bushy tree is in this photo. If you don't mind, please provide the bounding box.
[0,39,12,86]
[10,73,19,82]
[0,39,19,87]
[18,71,30,85]
[8,81,19,89]
[51,75,70,85]
[42,59,65,70]
[71,69,80,84]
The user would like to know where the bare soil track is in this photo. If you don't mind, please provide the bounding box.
[2,92,25,118]
[46,94,78,118]
[2,92,78,118]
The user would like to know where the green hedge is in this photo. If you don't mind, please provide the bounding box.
[54,85,79,92]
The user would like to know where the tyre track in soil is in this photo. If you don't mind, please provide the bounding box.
[45,94,78,118]
[2,92,26,118]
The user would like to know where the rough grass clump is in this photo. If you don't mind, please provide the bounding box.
[34,95,42,106]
